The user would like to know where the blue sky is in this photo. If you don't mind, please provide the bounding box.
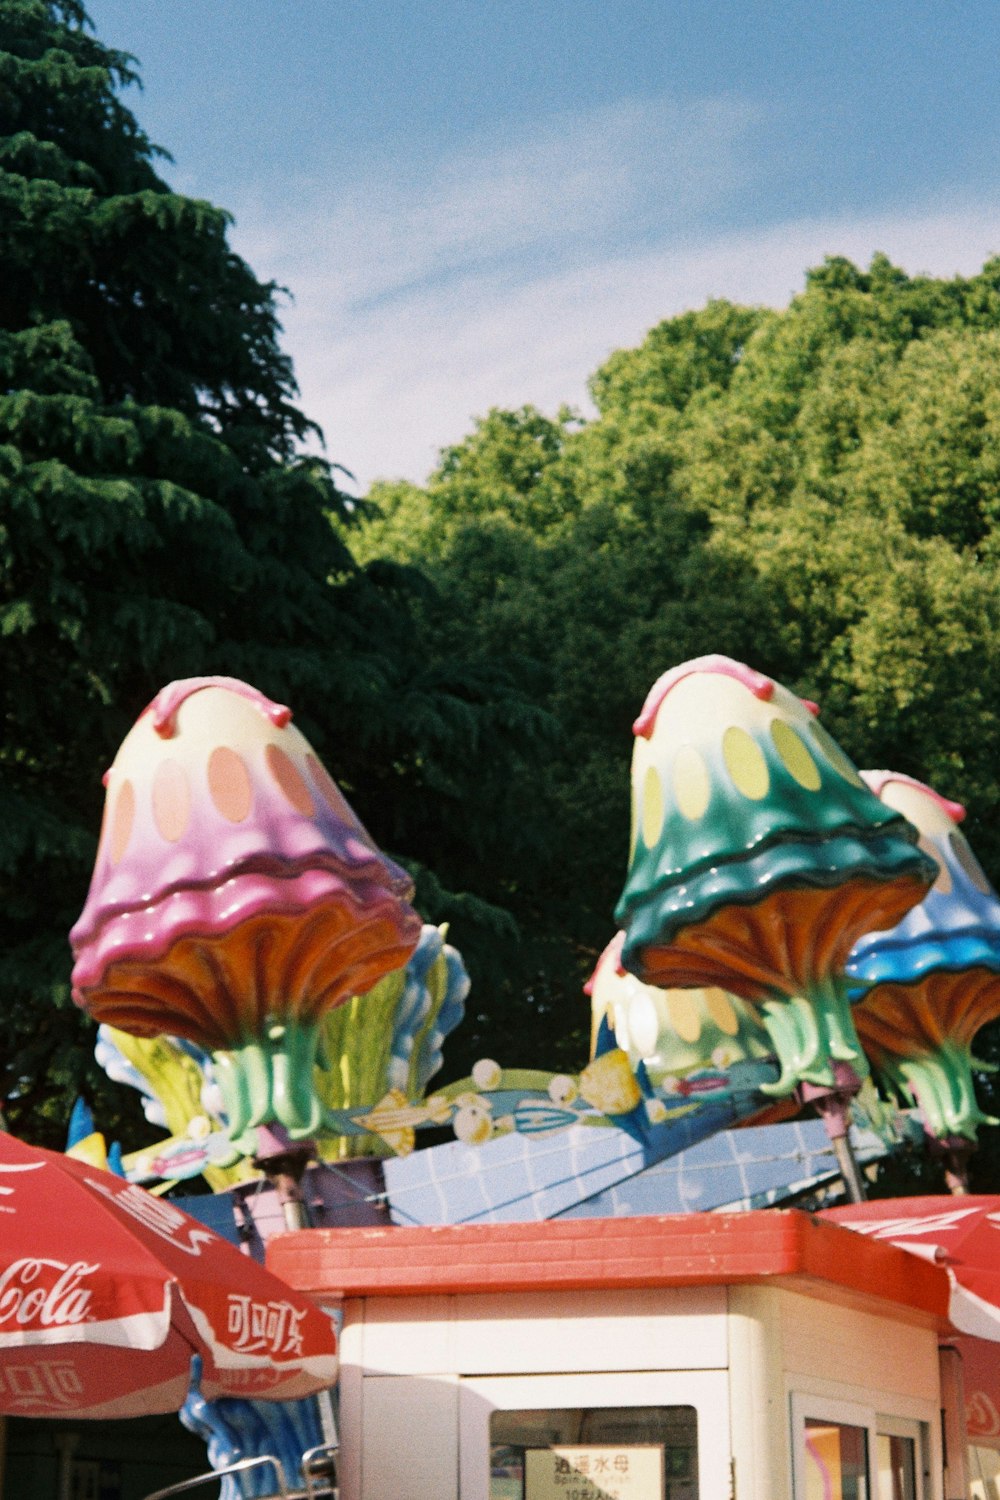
[86,1,1000,491]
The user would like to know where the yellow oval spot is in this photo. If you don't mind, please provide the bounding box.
[667,990,702,1044]
[266,743,315,817]
[809,721,864,787]
[918,836,952,895]
[673,744,711,820]
[641,765,665,847]
[722,726,769,800]
[208,746,252,823]
[704,986,740,1037]
[108,779,135,865]
[152,759,191,843]
[771,718,821,790]
[950,830,992,894]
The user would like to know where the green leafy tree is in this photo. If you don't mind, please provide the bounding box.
[358,256,1000,1176]
[0,0,548,1144]
[356,408,778,1072]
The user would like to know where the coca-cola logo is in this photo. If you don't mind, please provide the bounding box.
[0,1357,84,1410]
[89,1180,214,1256]
[850,1207,978,1242]
[0,1159,45,1214]
[968,1388,1000,1439]
[0,1259,96,1331]
[227,1295,305,1358]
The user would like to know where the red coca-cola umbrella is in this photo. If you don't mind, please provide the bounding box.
[0,1132,337,1420]
[824,1197,1000,1451]
[823,1196,1000,1341]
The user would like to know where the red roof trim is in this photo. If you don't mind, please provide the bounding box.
[268,1210,948,1320]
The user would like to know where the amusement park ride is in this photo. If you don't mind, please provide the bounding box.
[5,657,1000,1500]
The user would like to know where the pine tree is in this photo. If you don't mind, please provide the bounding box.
[0,1,547,1142]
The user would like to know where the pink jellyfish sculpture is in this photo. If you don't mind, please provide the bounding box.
[71,677,421,1147]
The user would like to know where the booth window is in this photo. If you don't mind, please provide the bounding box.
[490,1405,697,1499]
[875,1432,917,1500]
[799,1411,923,1500]
[969,1444,1000,1499]
[804,1419,868,1500]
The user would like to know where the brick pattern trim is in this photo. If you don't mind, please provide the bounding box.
[267,1209,948,1320]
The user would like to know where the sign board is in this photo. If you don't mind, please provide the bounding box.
[525,1445,665,1500]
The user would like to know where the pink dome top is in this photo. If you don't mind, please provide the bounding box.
[71,678,416,990]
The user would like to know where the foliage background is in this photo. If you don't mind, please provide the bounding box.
[0,0,548,1144]
[6,3,1000,1187]
[355,259,1000,1187]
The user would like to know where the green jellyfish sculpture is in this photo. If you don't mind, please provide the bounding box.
[616,656,935,1097]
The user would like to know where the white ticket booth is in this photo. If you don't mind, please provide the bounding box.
[270,1210,960,1500]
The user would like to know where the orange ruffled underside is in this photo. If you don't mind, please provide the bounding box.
[636,875,929,1001]
[855,965,1000,1065]
[79,899,420,1049]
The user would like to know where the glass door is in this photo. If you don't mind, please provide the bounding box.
[491,1404,697,1500]
[460,1371,729,1500]
[803,1417,869,1500]
[792,1398,927,1500]
[874,1418,924,1500]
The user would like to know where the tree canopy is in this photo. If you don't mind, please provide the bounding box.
[10,2,1000,1189]
[357,255,1000,1176]
[0,0,548,1144]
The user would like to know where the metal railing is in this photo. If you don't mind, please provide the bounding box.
[301,1443,339,1498]
[140,1444,338,1500]
[141,1454,290,1500]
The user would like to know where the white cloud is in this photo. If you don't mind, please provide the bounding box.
[252,93,763,307]
[226,96,1000,491]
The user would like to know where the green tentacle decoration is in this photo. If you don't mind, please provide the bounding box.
[882,1041,998,1141]
[212,1017,325,1150]
[211,1048,257,1156]
[760,977,869,1096]
[268,1021,321,1136]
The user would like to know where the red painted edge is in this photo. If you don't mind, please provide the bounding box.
[633,657,775,739]
[267,1210,949,1321]
[860,769,966,824]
